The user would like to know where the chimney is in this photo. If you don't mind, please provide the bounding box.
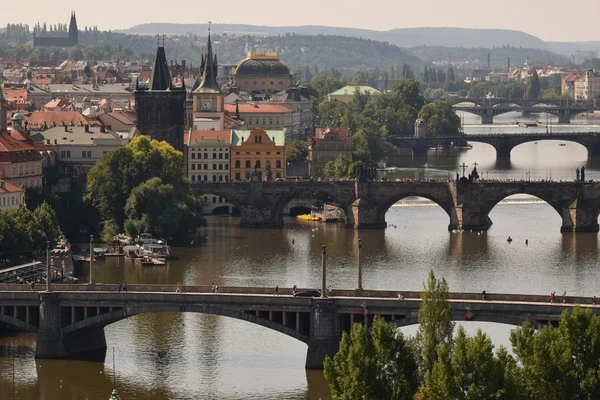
[0,181,4,190]
[84,124,89,133]
[46,139,50,145]
[64,125,68,132]
[100,126,106,133]
[106,125,112,131]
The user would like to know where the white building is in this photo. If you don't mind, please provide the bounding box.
[185,130,231,183]
[0,180,25,210]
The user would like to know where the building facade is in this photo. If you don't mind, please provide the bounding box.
[231,128,285,181]
[0,115,43,188]
[224,103,292,133]
[0,180,25,210]
[308,128,352,179]
[185,130,231,183]
[135,45,186,151]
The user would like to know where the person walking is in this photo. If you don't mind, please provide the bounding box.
[550,292,555,303]
[292,285,297,294]
[275,285,279,295]
[482,290,487,300]
[118,283,122,292]
[211,283,216,293]
[122,282,127,293]
[593,296,596,306]
[562,291,567,304]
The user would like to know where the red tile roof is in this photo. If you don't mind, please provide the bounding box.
[185,130,232,144]
[0,133,42,163]
[224,103,293,114]
[0,180,24,194]
[3,88,28,103]
[25,111,100,130]
[315,128,351,141]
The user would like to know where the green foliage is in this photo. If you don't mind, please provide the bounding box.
[86,136,202,243]
[324,155,352,180]
[347,160,367,179]
[418,99,462,137]
[541,88,561,99]
[510,306,600,400]
[285,140,309,163]
[415,270,455,378]
[468,80,527,99]
[0,203,60,266]
[324,316,419,400]
[526,70,541,99]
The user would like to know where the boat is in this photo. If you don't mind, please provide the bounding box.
[93,248,107,259]
[450,141,473,150]
[135,234,172,259]
[123,245,142,260]
[558,143,566,147]
[134,255,165,266]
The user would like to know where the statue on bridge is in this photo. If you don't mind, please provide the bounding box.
[581,166,586,183]
[576,167,580,182]
[265,160,273,182]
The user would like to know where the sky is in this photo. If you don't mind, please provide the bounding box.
[2,0,599,42]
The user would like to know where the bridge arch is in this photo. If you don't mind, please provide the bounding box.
[0,313,37,332]
[376,191,459,230]
[61,304,310,344]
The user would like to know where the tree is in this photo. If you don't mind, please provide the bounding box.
[418,100,462,137]
[526,70,541,99]
[347,160,366,179]
[447,68,456,83]
[415,270,454,378]
[324,316,419,400]
[85,136,201,243]
[285,140,308,163]
[124,177,202,242]
[323,154,352,180]
[510,306,600,400]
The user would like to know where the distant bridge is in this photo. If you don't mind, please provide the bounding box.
[0,284,596,369]
[389,132,600,157]
[450,98,599,124]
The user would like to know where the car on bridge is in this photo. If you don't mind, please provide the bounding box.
[293,289,321,297]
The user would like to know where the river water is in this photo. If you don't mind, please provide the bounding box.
[2,112,600,399]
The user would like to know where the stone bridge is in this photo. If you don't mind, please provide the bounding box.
[0,284,596,369]
[389,132,600,157]
[451,98,598,124]
[192,181,600,232]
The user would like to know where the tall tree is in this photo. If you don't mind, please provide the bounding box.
[526,70,541,99]
[324,316,419,400]
[447,68,456,82]
[418,99,462,137]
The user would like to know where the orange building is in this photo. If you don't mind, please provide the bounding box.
[230,128,286,181]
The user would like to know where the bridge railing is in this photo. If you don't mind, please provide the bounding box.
[0,284,593,305]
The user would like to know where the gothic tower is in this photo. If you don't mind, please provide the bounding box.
[135,43,186,151]
[191,32,224,131]
[68,11,78,46]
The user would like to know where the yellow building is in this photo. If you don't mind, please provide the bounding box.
[231,128,286,181]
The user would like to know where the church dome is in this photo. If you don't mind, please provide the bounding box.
[234,52,291,77]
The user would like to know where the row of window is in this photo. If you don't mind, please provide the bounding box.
[242,81,285,85]
[191,163,229,170]
[191,153,230,160]
[191,175,230,182]
[203,196,227,204]
[234,172,282,180]
[0,195,22,207]
[233,160,282,169]
[246,119,280,126]
[81,151,92,158]
[12,165,41,176]
[234,152,281,155]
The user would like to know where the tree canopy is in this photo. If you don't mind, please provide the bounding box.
[418,99,462,137]
[285,140,309,164]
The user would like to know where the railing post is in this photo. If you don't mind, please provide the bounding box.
[321,245,327,298]
[89,235,94,285]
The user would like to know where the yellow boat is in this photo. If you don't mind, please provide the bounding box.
[296,214,321,221]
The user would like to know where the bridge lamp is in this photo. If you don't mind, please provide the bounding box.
[46,241,51,292]
[89,235,94,285]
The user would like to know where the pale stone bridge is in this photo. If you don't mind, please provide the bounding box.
[451,98,599,124]
[0,284,596,369]
[192,180,600,232]
[389,132,600,157]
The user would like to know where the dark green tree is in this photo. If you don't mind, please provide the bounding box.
[323,154,352,180]
[447,68,456,82]
[526,70,541,99]
[418,100,462,137]
[285,140,309,163]
[324,316,419,400]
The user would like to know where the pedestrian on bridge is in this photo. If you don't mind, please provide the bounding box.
[562,291,567,304]
[482,290,487,300]
[118,283,122,292]
[550,292,555,303]
[593,296,596,306]
[275,285,279,295]
[122,282,127,293]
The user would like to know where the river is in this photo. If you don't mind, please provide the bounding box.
[2,114,600,399]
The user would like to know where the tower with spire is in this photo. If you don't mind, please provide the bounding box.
[33,11,78,47]
[0,86,7,132]
[68,11,79,46]
[191,27,225,131]
[135,39,186,151]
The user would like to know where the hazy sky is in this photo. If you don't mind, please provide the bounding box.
[3,0,599,42]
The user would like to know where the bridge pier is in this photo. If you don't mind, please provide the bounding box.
[558,113,571,124]
[305,299,340,369]
[481,114,494,125]
[454,205,493,232]
[348,199,387,229]
[36,293,107,360]
[494,143,513,158]
[239,205,283,228]
[560,199,599,233]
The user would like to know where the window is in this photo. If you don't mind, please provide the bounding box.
[191,175,196,181]
[235,173,241,180]
[82,151,87,158]
[276,173,281,179]
[276,160,282,168]
[245,160,251,168]
[212,176,217,182]
[218,164,223,170]
[262,119,266,125]
[276,152,281,155]
[236,152,240,155]
[225,153,229,159]
[213,164,217,170]
[87,151,91,158]
[192,164,196,170]
[12,196,15,205]
[225,175,229,182]
[218,175,223,182]
[218,153,223,159]
[66,151,71,158]
[255,160,261,168]
[192,153,196,159]
[204,175,208,181]
[269,118,273,125]
[103,151,108,155]
[61,151,65,158]
[225,164,229,170]
[213,196,217,203]
[266,152,271,155]
[204,153,208,159]
[212,153,217,159]
[245,172,251,180]
[204,164,208,170]
[235,160,240,168]
[246,152,250,155]
[276,120,280,125]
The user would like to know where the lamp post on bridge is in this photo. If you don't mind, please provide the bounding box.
[89,235,94,286]
[356,239,362,291]
[45,241,51,292]
[321,245,327,298]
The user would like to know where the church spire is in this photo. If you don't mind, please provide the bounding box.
[150,37,172,91]
[194,28,221,93]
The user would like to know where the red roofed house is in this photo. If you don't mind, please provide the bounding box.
[24,111,99,131]
[0,115,43,188]
[184,129,231,183]
[224,103,293,133]
[562,73,585,99]
[0,179,25,210]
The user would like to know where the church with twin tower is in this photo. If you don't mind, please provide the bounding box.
[135,31,223,152]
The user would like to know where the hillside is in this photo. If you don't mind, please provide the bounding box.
[123,23,551,50]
